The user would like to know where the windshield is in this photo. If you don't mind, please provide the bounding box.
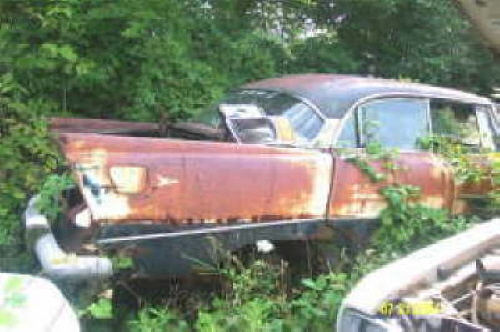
[196,90,325,144]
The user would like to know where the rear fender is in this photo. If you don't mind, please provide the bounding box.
[57,133,333,224]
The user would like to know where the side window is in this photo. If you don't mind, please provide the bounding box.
[359,98,429,149]
[281,103,324,141]
[430,100,481,147]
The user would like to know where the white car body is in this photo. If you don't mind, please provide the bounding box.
[337,219,500,332]
[0,273,80,332]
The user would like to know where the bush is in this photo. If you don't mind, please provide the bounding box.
[0,93,59,271]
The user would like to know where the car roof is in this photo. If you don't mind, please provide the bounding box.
[243,74,491,119]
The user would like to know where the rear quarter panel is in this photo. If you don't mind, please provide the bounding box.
[57,134,333,224]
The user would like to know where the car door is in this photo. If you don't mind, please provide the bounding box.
[428,100,497,213]
[328,97,455,219]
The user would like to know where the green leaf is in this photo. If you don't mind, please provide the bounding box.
[301,278,322,291]
[59,45,78,62]
[86,298,112,319]
[40,43,59,57]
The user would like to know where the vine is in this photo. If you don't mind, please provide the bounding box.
[419,133,500,218]
[346,138,473,252]
[36,173,75,223]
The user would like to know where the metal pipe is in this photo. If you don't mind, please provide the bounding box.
[24,196,113,280]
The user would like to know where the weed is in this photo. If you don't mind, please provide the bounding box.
[36,173,74,222]
[82,297,113,320]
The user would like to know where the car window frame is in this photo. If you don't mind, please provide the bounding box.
[357,97,431,151]
[428,98,499,151]
[333,93,496,152]
[333,96,432,151]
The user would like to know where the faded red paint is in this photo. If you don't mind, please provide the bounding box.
[328,152,455,218]
[455,156,496,196]
[56,131,495,225]
[58,133,333,224]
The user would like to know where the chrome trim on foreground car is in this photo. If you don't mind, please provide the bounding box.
[337,219,500,332]
[24,196,113,280]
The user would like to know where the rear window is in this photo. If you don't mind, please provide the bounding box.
[197,90,325,143]
[223,90,324,142]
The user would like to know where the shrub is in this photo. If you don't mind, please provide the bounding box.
[0,88,59,271]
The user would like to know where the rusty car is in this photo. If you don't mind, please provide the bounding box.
[24,74,499,280]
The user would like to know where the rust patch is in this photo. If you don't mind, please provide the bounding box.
[58,133,334,224]
[328,152,455,218]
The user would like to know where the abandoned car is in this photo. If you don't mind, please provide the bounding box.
[337,218,500,332]
[25,74,499,279]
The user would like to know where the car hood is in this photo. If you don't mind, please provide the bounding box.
[342,219,500,315]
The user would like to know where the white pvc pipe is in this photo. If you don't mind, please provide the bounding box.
[24,196,113,280]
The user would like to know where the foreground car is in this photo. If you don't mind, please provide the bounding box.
[337,219,500,332]
[31,74,499,279]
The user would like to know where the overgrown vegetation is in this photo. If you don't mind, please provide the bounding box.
[346,140,473,253]
[87,118,497,323]
[36,173,74,222]
[119,126,486,331]
[0,94,59,272]
[1,0,500,330]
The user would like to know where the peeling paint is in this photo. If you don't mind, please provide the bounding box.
[421,196,445,209]
[59,133,333,223]
[110,166,147,194]
[74,208,91,228]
